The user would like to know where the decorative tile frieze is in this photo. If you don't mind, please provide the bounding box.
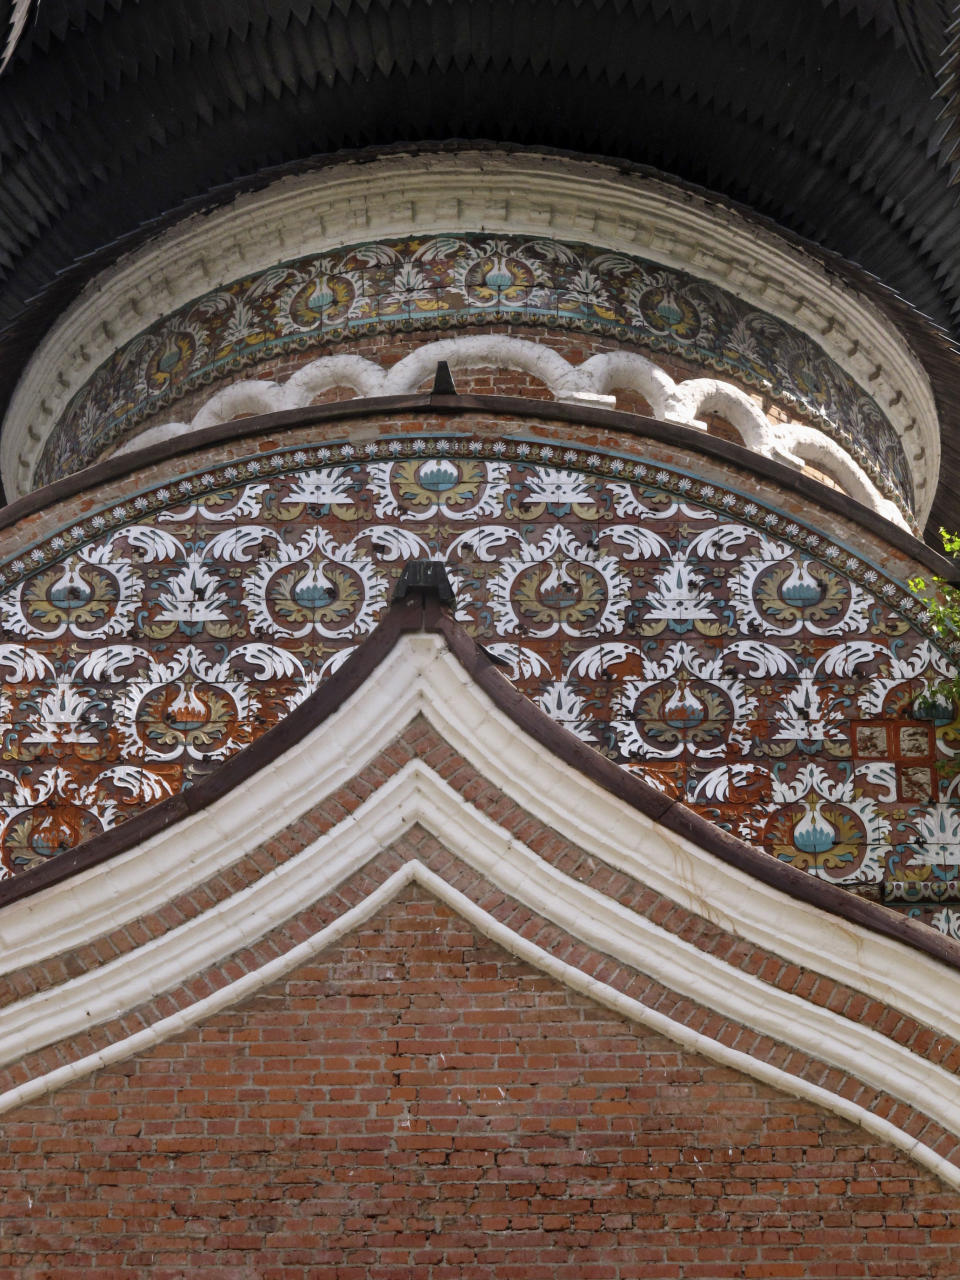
[1,430,954,932]
[37,234,913,511]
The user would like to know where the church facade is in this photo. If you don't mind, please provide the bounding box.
[2,4,960,1274]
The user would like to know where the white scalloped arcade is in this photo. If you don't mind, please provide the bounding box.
[112,334,910,529]
[2,152,938,527]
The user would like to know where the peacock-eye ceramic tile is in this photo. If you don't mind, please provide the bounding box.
[2,432,957,933]
[37,234,911,512]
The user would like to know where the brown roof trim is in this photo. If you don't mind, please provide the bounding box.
[2,591,960,976]
[2,392,954,578]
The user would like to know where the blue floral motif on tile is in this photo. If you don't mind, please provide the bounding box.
[38,234,913,510]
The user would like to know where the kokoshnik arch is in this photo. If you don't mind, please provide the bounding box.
[4,2,960,1274]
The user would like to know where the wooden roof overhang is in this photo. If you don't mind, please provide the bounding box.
[0,1,959,527]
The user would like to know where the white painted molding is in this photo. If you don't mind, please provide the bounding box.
[0,855,957,1193]
[190,380,284,430]
[575,350,677,411]
[112,420,192,454]
[0,627,958,1176]
[106,334,907,528]
[380,334,579,397]
[0,633,953,1048]
[2,753,958,1161]
[665,377,771,448]
[282,352,387,403]
[4,152,938,518]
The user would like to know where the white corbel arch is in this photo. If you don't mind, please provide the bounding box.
[381,334,575,395]
[191,380,286,429]
[281,353,386,405]
[785,426,909,527]
[573,350,676,417]
[113,420,192,457]
[663,378,770,448]
[102,335,909,529]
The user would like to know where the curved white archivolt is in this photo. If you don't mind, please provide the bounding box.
[1,629,959,1188]
[283,352,389,403]
[109,335,907,528]
[575,350,676,410]
[4,856,959,1194]
[190,379,284,429]
[4,152,938,514]
[380,334,578,397]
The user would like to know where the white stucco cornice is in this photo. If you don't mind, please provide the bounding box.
[1,151,940,518]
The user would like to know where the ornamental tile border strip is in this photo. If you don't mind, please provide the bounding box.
[36,234,913,510]
[2,429,957,926]
[3,434,943,651]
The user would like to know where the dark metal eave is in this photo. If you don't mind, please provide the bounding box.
[0,0,956,326]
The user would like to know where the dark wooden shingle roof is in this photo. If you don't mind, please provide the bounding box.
[1,0,960,529]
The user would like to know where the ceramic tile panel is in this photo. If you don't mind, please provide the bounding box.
[2,432,956,932]
[38,234,911,509]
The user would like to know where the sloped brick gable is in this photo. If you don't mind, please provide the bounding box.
[2,886,958,1279]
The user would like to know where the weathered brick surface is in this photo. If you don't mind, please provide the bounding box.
[1,886,958,1279]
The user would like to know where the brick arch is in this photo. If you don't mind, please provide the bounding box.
[2,616,960,1207]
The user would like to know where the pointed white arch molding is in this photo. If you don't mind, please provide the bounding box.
[4,749,960,1144]
[4,858,960,1193]
[2,607,960,1184]
[113,335,909,529]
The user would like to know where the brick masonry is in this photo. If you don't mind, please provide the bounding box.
[1,886,959,1279]
[116,326,757,444]
[2,699,959,1171]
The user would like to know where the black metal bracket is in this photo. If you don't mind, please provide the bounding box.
[392,559,456,604]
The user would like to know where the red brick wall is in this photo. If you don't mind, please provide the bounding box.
[2,886,958,1279]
